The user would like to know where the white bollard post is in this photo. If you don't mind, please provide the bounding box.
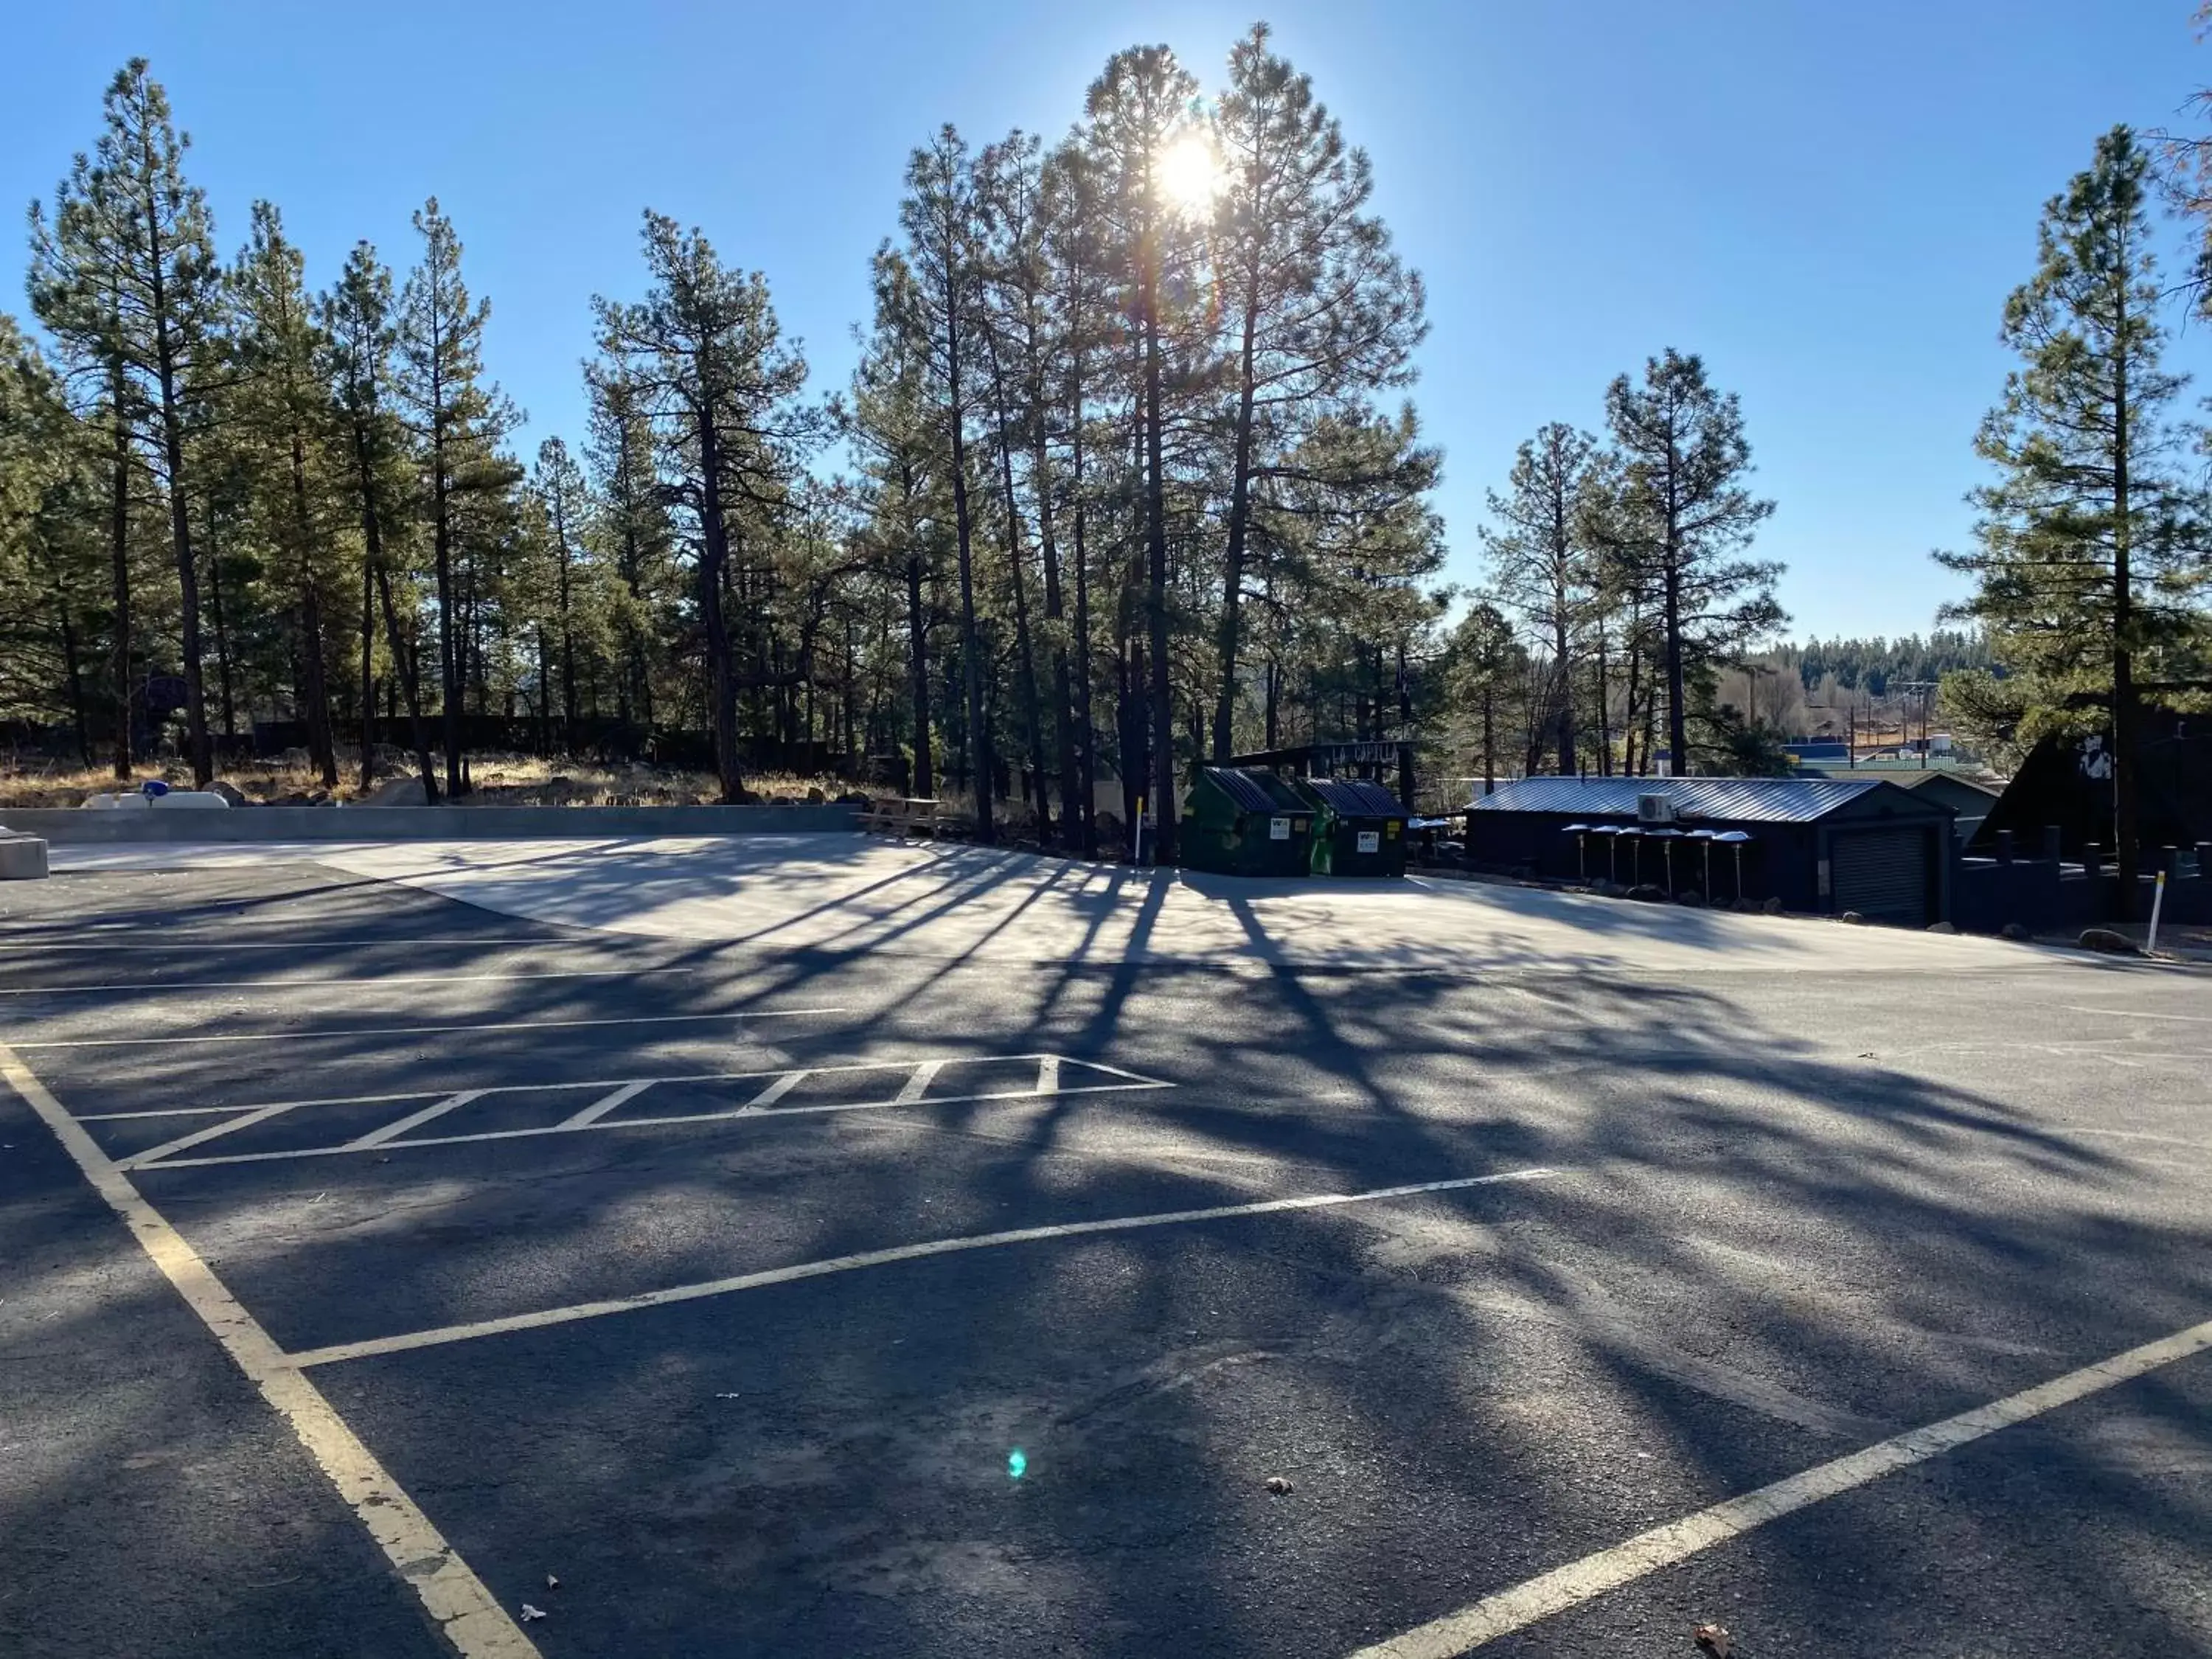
[2146,869,2168,956]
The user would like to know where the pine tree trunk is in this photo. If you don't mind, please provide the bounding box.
[1140,288,1175,862]
[1032,415,1079,848]
[552,490,577,754]
[1211,289,1262,762]
[695,402,745,804]
[1552,567,1574,775]
[291,431,339,789]
[45,547,93,767]
[373,563,438,801]
[984,337,1048,838]
[905,546,933,799]
[108,366,133,778]
[943,273,990,841]
[1065,337,1097,855]
[145,217,212,787]
[1593,619,1612,778]
[206,493,236,740]
[2110,293,2139,922]
[358,554,376,789]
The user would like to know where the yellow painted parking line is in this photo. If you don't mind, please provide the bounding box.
[1345,1312,2212,1659]
[0,1041,541,1659]
[288,1166,1565,1369]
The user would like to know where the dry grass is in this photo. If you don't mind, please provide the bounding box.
[0,752,848,809]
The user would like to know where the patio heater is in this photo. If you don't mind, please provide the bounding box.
[1618,825,1644,886]
[1646,825,1683,895]
[1561,823,1590,881]
[1713,830,1753,903]
[1591,824,1621,884]
[1686,827,1715,899]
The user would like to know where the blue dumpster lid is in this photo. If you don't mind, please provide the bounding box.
[1200,766,1303,814]
[1303,776,1408,816]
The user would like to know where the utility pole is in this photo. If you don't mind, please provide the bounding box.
[1894,681,1939,770]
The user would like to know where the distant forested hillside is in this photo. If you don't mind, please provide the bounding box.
[1778,633,1993,698]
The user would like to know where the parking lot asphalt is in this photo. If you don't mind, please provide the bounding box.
[3,855,2209,1658]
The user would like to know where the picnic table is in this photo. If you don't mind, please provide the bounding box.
[856,797,943,840]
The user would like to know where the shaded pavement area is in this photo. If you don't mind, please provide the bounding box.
[1,849,2209,1658]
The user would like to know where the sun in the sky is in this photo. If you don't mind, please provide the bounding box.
[1156,130,1225,216]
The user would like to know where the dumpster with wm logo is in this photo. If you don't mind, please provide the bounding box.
[1181,766,1314,877]
[1295,776,1411,877]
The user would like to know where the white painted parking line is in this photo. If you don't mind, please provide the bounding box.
[0,967,697,996]
[742,1071,805,1110]
[287,1166,1565,1368]
[558,1079,654,1129]
[112,1055,1173,1171]
[121,1100,309,1169]
[894,1059,945,1104]
[347,1090,487,1150]
[9,1006,845,1049]
[1343,1312,2212,1659]
[2061,1004,2212,1023]
[0,1041,541,1658]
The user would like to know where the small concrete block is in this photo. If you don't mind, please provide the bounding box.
[0,832,51,880]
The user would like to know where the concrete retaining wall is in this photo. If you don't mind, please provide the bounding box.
[1,803,858,844]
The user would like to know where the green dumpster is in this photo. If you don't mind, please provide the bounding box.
[1181,767,1315,877]
[1295,777,1411,877]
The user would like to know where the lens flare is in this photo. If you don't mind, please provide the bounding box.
[1156,132,1223,215]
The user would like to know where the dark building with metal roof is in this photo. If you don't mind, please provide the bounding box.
[1464,775,1957,925]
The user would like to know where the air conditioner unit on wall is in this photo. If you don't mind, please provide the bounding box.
[1636,793,1677,824]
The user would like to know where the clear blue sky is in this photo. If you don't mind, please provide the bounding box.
[4,0,2206,641]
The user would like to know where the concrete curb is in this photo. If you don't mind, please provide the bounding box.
[1,803,858,844]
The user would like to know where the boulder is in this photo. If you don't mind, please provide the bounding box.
[806,786,827,804]
[2000,922,2033,942]
[1627,883,1667,902]
[1761,896,1785,916]
[1677,889,1705,907]
[2077,927,2140,956]
[206,780,248,807]
[1840,910,1868,925]
[362,773,428,807]
[1924,920,1958,935]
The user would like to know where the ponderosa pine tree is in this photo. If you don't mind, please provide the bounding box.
[532,437,590,749]
[1599,350,1782,776]
[1080,46,1204,860]
[593,211,815,802]
[1936,126,2210,916]
[324,242,439,799]
[897,128,993,838]
[847,248,943,799]
[1208,24,1427,762]
[1481,422,1599,774]
[30,60,224,784]
[584,363,672,745]
[231,200,344,788]
[397,197,512,796]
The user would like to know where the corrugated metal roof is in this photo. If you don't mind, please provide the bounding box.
[1302,777,1408,817]
[1467,775,1888,824]
[1201,766,1301,814]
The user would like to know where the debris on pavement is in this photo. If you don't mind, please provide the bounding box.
[1265,1475,1293,1495]
[545,1574,560,1590]
[520,1603,548,1622]
[1694,1624,1731,1656]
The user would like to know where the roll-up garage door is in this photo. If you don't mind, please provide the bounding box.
[1831,827,1930,926]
